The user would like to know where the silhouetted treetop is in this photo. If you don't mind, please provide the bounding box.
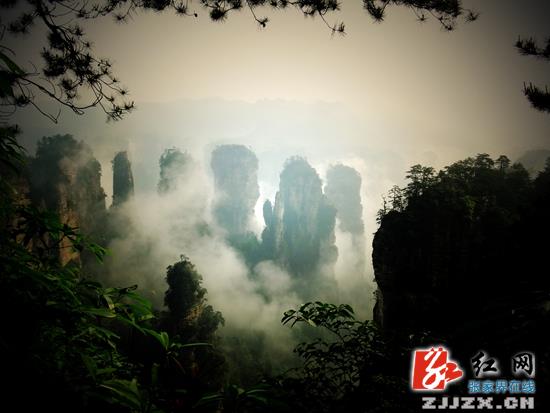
[377,153,532,223]
[516,36,550,113]
[164,256,207,319]
[373,152,549,336]
[162,255,224,346]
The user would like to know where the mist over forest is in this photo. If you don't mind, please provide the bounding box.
[2,0,550,412]
[20,124,378,367]
[7,101,550,410]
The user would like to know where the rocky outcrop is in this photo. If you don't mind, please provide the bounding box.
[325,164,369,313]
[211,145,259,236]
[325,165,364,235]
[262,157,337,294]
[29,134,106,265]
[372,155,550,343]
[112,151,134,207]
[158,148,192,194]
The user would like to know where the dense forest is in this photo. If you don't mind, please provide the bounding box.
[2,127,549,412]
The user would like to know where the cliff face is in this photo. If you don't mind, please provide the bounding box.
[325,164,369,311]
[158,148,192,194]
[372,156,550,343]
[325,165,364,235]
[112,151,134,207]
[262,158,337,290]
[29,135,106,265]
[211,145,259,236]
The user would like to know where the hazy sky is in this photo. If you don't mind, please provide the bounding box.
[11,1,550,156]
[91,0,550,146]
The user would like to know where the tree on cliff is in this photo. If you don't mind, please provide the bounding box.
[111,151,134,207]
[160,256,225,394]
[374,153,550,345]
[0,0,476,122]
[158,147,192,194]
[372,154,550,408]
[30,135,105,213]
[163,256,224,342]
[28,134,107,265]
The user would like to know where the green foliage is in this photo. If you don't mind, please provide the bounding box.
[221,331,283,389]
[1,197,163,411]
[374,153,550,339]
[99,378,153,412]
[28,134,107,259]
[0,124,24,174]
[404,164,436,198]
[377,153,532,225]
[0,126,218,412]
[281,303,381,397]
[162,255,225,345]
[30,134,105,213]
[0,124,24,220]
[164,257,207,319]
[196,383,273,413]
[159,256,226,402]
[112,151,135,206]
[372,153,550,409]
[274,302,413,413]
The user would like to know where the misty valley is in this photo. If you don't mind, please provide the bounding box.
[2,0,550,411]
[2,131,549,412]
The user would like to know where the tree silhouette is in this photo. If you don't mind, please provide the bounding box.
[516,36,550,113]
[163,255,224,342]
[404,164,436,198]
[0,0,476,122]
[161,256,225,397]
[164,256,207,321]
[374,153,545,334]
